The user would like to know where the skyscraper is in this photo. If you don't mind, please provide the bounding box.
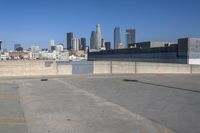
[80,38,86,50]
[105,42,111,51]
[96,24,102,50]
[90,31,96,49]
[67,32,73,50]
[114,27,121,49]
[50,40,55,46]
[72,38,80,51]
[0,40,2,52]
[126,29,136,48]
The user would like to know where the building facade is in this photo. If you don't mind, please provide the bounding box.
[114,27,121,49]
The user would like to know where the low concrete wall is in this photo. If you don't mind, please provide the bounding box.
[93,61,111,74]
[191,65,200,74]
[136,62,191,74]
[111,61,135,74]
[0,60,57,77]
[57,64,72,75]
[0,60,199,77]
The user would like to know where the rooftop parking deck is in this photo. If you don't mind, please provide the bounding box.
[0,74,200,133]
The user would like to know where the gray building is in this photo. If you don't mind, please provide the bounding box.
[114,27,121,49]
[67,32,73,50]
[105,42,111,51]
[135,41,175,49]
[90,31,96,49]
[126,29,136,48]
[178,38,200,64]
[80,38,86,50]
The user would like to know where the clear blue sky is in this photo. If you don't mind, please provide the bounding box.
[0,0,200,50]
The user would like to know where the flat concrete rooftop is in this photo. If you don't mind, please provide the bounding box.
[0,74,200,133]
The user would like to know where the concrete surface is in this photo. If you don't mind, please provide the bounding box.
[60,74,200,133]
[0,81,27,133]
[0,74,200,133]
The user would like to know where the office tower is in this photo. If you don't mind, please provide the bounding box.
[67,32,73,50]
[50,40,55,46]
[96,24,102,50]
[105,42,111,51]
[101,38,105,48]
[80,38,86,50]
[72,38,80,51]
[0,40,2,52]
[90,31,96,49]
[114,27,121,49]
[126,29,136,48]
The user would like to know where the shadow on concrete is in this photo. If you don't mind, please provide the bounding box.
[123,79,200,94]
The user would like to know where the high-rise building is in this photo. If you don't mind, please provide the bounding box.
[90,31,96,49]
[72,38,80,51]
[80,38,86,50]
[105,42,111,51]
[67,32,73,50]
[50,40,55,46]
[96,24,102,50]
[114,27,121,49]
[126,29,136,48]
[101,38,105,48]
[0,40,2,52]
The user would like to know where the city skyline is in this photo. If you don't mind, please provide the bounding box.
[0,0,200,50]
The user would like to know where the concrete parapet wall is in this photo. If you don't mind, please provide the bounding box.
[93,61,111,74]
[57,64,72,75]
[0,60,57,77]
[111,61,135,74]
[135,62,191,74]
[191,65,200,74]
[0,60,200,77]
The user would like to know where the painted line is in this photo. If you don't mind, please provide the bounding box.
[0,116,25,120]
[0,122,25,126]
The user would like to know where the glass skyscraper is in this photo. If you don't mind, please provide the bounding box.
[126,29,136,48]
[80,38,86,50]
[96,24,102,50]
[114,27,121,49]
[90,31,96,49]
[67,32,73,50]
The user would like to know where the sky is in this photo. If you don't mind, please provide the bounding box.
[0,0,200,50]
